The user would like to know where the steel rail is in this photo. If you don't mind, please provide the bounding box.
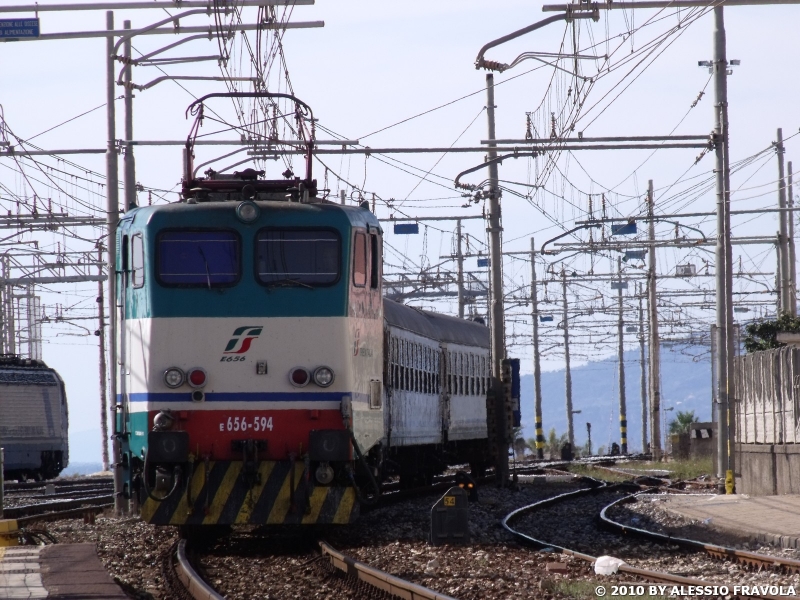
[175,540,225,600]
[15,503,112,526]
[600,491,800,574]
[3,477,113,491]
[502,483,785,600]
[2,494,114,519]
[319,541,458,600]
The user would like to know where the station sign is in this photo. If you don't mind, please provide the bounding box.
[393,223,418,235]
[611,222,637,235]
[477,257,490,267]
[0,18,40,39]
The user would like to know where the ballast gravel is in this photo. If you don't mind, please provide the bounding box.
[32,476,800,599]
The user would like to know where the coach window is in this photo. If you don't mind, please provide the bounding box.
[353,232,367,287]
[402,340,409,391]
[131,234,144,288]
[435,350,441,391]
[448,353,454,395]
[417,345,422,393]
[471,355,476,395]
[157,230,240,287]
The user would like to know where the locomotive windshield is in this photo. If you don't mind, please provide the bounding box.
[157,230,240,287]
[256,229,340,286]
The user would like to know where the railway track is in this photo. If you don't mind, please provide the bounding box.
[172,535,458,600]
[502,483,797,599]
[602,491,800,573]
[3,476,113,491]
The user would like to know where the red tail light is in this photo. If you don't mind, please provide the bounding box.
[188,368,207,388]
[290,367,310,387]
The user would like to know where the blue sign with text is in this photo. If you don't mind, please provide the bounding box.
[393,223,419,235]
[0,18,40,39]
[611,222,637,236]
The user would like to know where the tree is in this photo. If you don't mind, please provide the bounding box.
[743,314,800,353]
[508,426,530,460]
[669,410,697,434]
[546,428,568,459]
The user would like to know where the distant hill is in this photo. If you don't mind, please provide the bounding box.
[519,345,711,453]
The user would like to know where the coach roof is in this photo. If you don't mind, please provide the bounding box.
[383,298,489,348]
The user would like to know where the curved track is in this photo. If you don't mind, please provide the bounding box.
[502,483,793,600]
[601,490,800,573]
[174,537,456,600]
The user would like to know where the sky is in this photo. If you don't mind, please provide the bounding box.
[0,0,798,461]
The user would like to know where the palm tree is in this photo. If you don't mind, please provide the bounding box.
[546,428,568,459]
[668,410,697,434]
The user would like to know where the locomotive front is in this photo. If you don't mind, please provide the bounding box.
[118,173,383,528]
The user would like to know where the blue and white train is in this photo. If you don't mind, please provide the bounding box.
[117,93,496,527]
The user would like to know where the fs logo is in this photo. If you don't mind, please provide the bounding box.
[223,326,263,354]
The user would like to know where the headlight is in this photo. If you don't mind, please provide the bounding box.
[163,367,185,388]
[313,366,335,387]
[236,200,260,223]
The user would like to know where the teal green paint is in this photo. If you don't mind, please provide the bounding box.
[117,202,380,319]
[124,411,151,457]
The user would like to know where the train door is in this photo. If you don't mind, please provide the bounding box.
[118,232,144,434]
[350,227,384,453]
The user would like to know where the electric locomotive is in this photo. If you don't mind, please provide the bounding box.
[0,356,69,481]
[118,93,382,526]
[118,93,504,528]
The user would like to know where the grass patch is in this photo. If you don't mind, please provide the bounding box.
[551,580,667,599]
[621,457,713,481]
[566,464,631,483]
[566,457,714,483]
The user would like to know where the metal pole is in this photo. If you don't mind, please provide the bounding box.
[485,73,508,483]
[777,128,791,314]
[456,219,465,318]
[586,423,592,456]
[561,267,574,449]
[713,6,734,492]
[0,448,3,519]
[1,258,6,354]
[106,11,123,515]
[7,259,14,356]
[97,247,110,472]
[638,282,648,453]
[617,257,628,454]
[646,180,662,459]
[339,189,345,205]
[123,20,137,212]
[531,238,544,459]
[790,161,797,314]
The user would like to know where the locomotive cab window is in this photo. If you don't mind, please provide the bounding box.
[369,233,380,290]
[157,230,240,287]
[353,232,367,287]
[120,235,129,287]
[131,234,144,288]
[256,229,340,286]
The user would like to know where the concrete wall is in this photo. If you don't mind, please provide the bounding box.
[735,443,800,495]
[690,422,714,458]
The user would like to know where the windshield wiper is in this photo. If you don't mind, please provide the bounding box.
[264,278,313,289]
[198,247,212,290]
